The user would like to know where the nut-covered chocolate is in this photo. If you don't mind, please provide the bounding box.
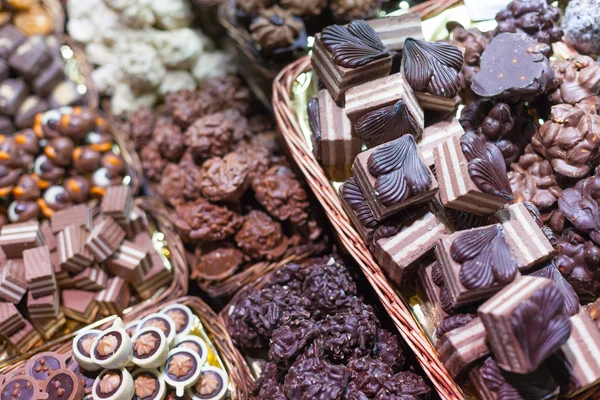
[549,56,600,106]
[235,210,288,260]
[494,0,563,45]
[172,199,243,243]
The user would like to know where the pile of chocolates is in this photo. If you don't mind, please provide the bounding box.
[306,0,600,396]
[124,75,323,284]
[223,257,431,400]
[0,24,85,135]
[66,0,236,116]
[0,186,173,355]
[0,106,126,225]
[69,304,229,399]
[0,0,54,36]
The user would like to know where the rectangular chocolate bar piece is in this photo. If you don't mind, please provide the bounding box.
[434,134,512,216]
[352,136,438,220]
[374,211,447,285]
[57,225,94,273]
[317,89,362,168]
[0,221,44,259]
[417,118,464,167]
[6,319,41,353]
[312,25,392,103]
[0,259,27,304]
[86,217,126,262]
[478,276,555,374]
[0,302,26,336]
[27,290,59,321]
[558,311,600,396]
[495,203,554,271]
[51,204,92,233]
[106,240,151,284]
[123,206,148,239]
[436,318,490,378]
[339,177,376,245]
[24,245,57,299]
[61,289,99,324]
[72,266,108,291]
[31,310,66,340]
[101,185,133,225]
[414,92,458,113]
[40,221,56,252]
[96,277,131,316]
[366,13,424,51]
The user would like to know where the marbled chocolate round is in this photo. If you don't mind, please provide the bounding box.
[132,369,166,400]
[187,367,228,400]
[92,368,134,400]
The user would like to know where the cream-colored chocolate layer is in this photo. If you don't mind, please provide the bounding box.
[318,89,362,167]
[495,203,554,270]
[561,312,600,395]
[478,276,552,374]
[436,318,490,378]
[434,135,509,216]
[345,73,424,131]
[415,92,458,112]
[107,240,151,283]
[367,13,424,51]
[418,118,464,166]
[375,212,446,285]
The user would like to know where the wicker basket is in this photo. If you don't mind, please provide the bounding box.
[41,0,65,36]
[0,296,251,400]
[272,55,463,399]
[61,35,100,111]
[109,115,143,195]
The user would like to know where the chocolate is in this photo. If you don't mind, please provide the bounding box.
[132,369,165,400]
[562,0,600,56]
[0,78,29,116]
[15,96,48,129]
[249,6,307,59]
[101,186,133,224]
[0,375,44,400]
[24,351,67,381]
[352,135,437,220]
[23,245,55,298]
[61,289,99,324]
[315,89,362,167]
[559,173,600,246]
[402,38,463,99]
[555,229,600,300]
[339,177,377,244]
[436,317,489,378]
[495,0,563,45]
[162,348,202,397]
[198,152,249,203]
[549,56,600,106]
[471,33,557,102]
[183,110,241,160]
[48,81,83,108]
[313,20,392,102]
[32,58,65,98]
[448,23,492,84]
[530,261,580,317]
[366,13,424,52]
[0,220,43,258]
[160,304,195,338]
[132,328,169,369]
[73,146,101,175]
[417,118,464,167]
[307,98,321,161]
[86,217,126,262]
[44,137,74,167]
[72,266,108,291]
[345,73,423,147]
[13,174,40,201]
[43,369,84,400]
[187,367,228,400]
[106,240,151,284]
[96,277,130,316]
[73,330,102,371]
[478,276,572,374]
[0,24,25,59]
[234,210,288,261]
[175,336,208,361]
[93,369,134,400]
[8,36,51,80]
[27,290,58,320]
[140,314,177,346]
[192,243,243,282]
[0,301,25,336]
[51,204,92,233]
[434,133,512,216]
[0,259,25,304]
[57,225,94,273]
[532,104,600,179]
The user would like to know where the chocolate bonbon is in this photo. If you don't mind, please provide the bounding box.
[91,319,134,370]
[436,317,489,378]
[131,327,170,369]
[92,368,134,400]
[73,330,103,372]
[161,348,203,397]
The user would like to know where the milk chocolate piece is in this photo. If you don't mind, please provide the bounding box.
[352,135,437,220]
[122,207,147,239]
[106,240,151,284]
[0,78,29,116]
[495,202,554,270]
[0,301,25,336]
[134,260,172,301]
[43,369,84,400]
[86,217,126,262]
[478,276,572,374]
[436,317,489,378]
[312,20,392,103]
[51,204,92,233]
[345,73,423,148]
[32,58,64,97]
[374,211,447,286]
[417,118,464,167]
[24,245,56,298]
[72,266,108,291]
[57,225,94,273]
[15,96,48,130]
[339,177,377,244]
[403,38,463,99]
[366,13,424,51]
[434,134,512,216]
[6,318,41,352]
[8,36,51,80]
[316,89,362,168]
[32,310,66,340]
[100,186,133,225]
[1,375,45,400]
[26,290,58,320]
[95,277,130,316]
[40,221,56,252]
[530,261,580,317]
[61,289,99,324]
[0,25,25,58]
[0,116,14,135]
[436,225,518,308]
[0,259,26,304]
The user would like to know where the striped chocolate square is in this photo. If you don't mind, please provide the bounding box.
[50,204,92,233]
[106,240,151,284]
[0,302,26,336]
[0,259,26,304]
[24,245,56,299]
[27,290,59,321]
[436,318,490,378]
[86,217,126,262]
[57,225,94,273]
[96,277,130,316]
[61,289,99,324]
[101,185,133,224]
[418,118,464,167]
[366,12,424,51]
[0,221,44,259]
[72,266,108,291]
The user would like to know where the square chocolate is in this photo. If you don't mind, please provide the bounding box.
[366,12,424,52]
[8,36,52,80]
[436,317,490,378]
[100,185,133,225]
[0,25,26,59]
[417,118,464,167]
[24,245,57,298]
[0,78,29,116]
[0,221,44,259]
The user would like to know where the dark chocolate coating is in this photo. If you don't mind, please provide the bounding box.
[341,177,377,229]
[32,58,65,97]
[355,100,421,148]
[72,147,101,175]
[13,174,40,200]
[555,229,600,299]
[307,97,321,161]
[8,36,52,80]
[45,137,75,167]
[529,261,580,316]
[0,79,29,116]
[0,164,21,188]
[0,24,26,59]
[320,20,388,68]
[8,200,39,222]
[495,0,563,46]
[15,96,49,130]
[63,176,91,204]
[28,354,62,381]
[45,370,80,400]
[558,174,600,245]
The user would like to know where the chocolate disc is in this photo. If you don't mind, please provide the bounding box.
[0,375,45,400]
[43,369,83,400]
[24,351,68,382]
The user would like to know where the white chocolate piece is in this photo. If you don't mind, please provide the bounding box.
[175,336,208,367]
[91,319,133,369]
[150,0,192,30]
[187,366,229,400]
[132,327,169,369]
[72,329,103,372]
[191,52,237,82]
[139,313,177,347]
[92,368,134,400]
[132,369,166,400]
[160,304,195,339]
[161,348,203,397]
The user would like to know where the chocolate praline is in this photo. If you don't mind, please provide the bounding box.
[59,107,97,141]
[101,152,126,178]
[14,129,39,155]
[63,176,91,204]
[34,155,65,183]
[0,165,21,193]
[7,200,40,222]
[13,175,41,201]
[42,185,73,213]
[249,6,307,62]
[73,146,101,174]
[45,137,75,167]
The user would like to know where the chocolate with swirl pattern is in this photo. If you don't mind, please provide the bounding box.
[340,177,377,230]
[403,38,463,98]
[450,224,518,290]
[461,132,513,201]
[530,261,580,317]
[321,20,389,68]
[354,99,421,148]
[366,135,432,207]
[307,97,321,161]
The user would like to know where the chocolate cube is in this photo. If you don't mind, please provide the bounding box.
[436,318,490,378]
[8,36,51,80]
[0,79,29,116]
[57,225,94,273]
[0,301,26,336]
[86,217,126,262]
[106,240,150,284]
[345,73,423,148]
[72,266,108,291]
[96,277,131,316]
[24,245,56,298]
[478,276,572,374]
[61,289,99,324]
[123,206,148,239]
[366,13,424,51]
[0,259,26,304]
[101,185,133,225]
[339,177,376,245]
[51,204,92,233]
[49,80,84,108]
[31,310,66,340]
[0,221,44,259]
[352,135,438,220]
[5,319,41,352]
[26,290,59,321]
[417,118,464,167]
[0,25,26,59]
[417,263,449,333]
[0,116,15,135]
[0,59,9,81]
[32,58,65,97]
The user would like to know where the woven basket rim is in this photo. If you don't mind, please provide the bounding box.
[271,55,463,399]
[41,0,65,36]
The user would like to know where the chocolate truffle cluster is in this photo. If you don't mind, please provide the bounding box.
[224,258,431,400]
[125,76,322,283]
[0,24,85,136]
[66,0,236,116]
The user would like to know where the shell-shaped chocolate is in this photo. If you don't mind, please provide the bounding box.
[403,38,463,98]
[341,177,377,229]
[460,132,513,200]
[451,225,518,290]
[321,20,388,68]
[530,261,580,317]
[510,286,572,369]
[355,100,420,148]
